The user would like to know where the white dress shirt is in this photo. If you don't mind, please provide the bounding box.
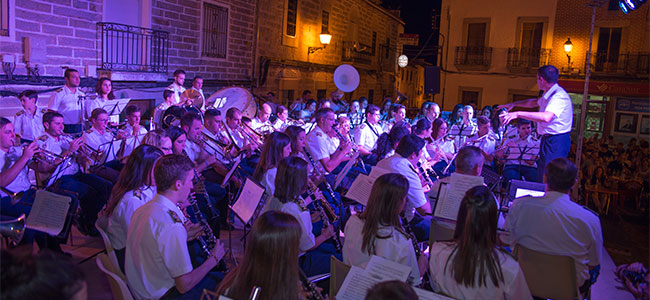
[429,242,532,300]
[0,146,32,197]
[537,83,573,135]
[48,85,85,124]
[107,185,156,250]
[121,123,148,157]
[354,121,384,152]
[13,108,44,141]
[261,167,277,197]
[375,155,427,222]
[305,125,339,163]
[166,83,186,105]
[125,194,192,300]
[153,102,172,129]
[503,191,603,285]
[343,214,421,285]
[264,197,314,253]
[82,127,115,163]
[38,133,80,177]
[184,139,202,162]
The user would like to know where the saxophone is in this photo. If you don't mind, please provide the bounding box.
[188,171,220,256]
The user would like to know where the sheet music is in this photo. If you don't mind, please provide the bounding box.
[25,190,70,235]
[231,178,265,224]
[345,167,392,205]
[221,156,242,187]
[433,173,483,221]
[413,287,456,300]
[102,98,131,116]
[336,256,411,300]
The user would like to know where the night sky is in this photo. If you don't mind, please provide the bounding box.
[382,0,442,64]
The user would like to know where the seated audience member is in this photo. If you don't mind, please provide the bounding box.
[504,158,603,295]
[343,173,428,285]
[104,145,163,271]
[125,154,225,300]
[1,250,87,300]
[375,134,432,242]
[364,280,418,300]
[429,186,531,300]
[216,211,303,300]
[263,156,340,277]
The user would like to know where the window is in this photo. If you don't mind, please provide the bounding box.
[286,0,297,37]
[282,90,294,107]
[596,27,622,72]
[459,87,482,108]
[202,3,228,58]
[385,38,390,60]
[321,10,329,33]
[467,23,486,48]
[0,0,8,37]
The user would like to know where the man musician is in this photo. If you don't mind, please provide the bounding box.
[48,68,85,134]
[495,118,540,183]
[166,69,187,105]
[353,104,384,156]
[14,90,45,142]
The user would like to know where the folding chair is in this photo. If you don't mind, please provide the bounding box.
[329,256,351,297]
[429,218,455,246]
[96,253,134,300]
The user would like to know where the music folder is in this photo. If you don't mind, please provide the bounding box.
[25,190,71,236]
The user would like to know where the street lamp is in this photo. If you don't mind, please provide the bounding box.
[308,29,332,55]
[564,38,573,69]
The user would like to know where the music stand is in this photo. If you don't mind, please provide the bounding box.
[230,177,266,250]
[102,98,131,119]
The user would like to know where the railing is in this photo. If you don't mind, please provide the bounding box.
[97,22,169,73]
[454,46,492,69]
[342,41,373,65]
[590,52,649,77]
[507,48,552,73]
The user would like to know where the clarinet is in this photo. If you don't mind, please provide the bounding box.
[302,147,337,203]
[309,188,342,252]
[299,269,326,300]
[400,214,421,258]
[189,171,219,256]
[332,127,366,171]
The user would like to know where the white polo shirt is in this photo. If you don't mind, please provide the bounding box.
[537,83,573,135]
[125,194,192,300]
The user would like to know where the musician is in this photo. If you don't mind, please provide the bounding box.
[154,90,176,129]
[428,186,531,299]
[273,105,289,131]
[305,108,352,173]
[353,104,384,156]
[499,65,573,182]
[300,99,317,122]
[369,123,410,164]
[374,134,432,242]
[382,103,408,132]
[82,108,121,183]
[429,118,455,176]
[449,105,477,150]
[201,109,232,154]
[289,90,311,119]
[140,129,173,155]
[125,154,225,300]
[343,173,428,285]
[224,107,259,155]
[379,97,392,121]
[216,211,304,300]
[166,69,187,105]
[186,76,206,110]
[14,90,45,141]
[263,156,339,277]
[429,145,485,207]
[252,132,291,196]
[118,105,148,159]
[86,77,114,119]
[104,145,163,271]
[48,68,85,133]
[285,125,307,158]
[250,103,273,132]
[360,96,369,115]
[36,111,113,236]
[448,104,464,127]
[413,119,435,163]
[495,118,540,183]
[465,116,497,165]
[329,90,347,114]
[348,100,364,129]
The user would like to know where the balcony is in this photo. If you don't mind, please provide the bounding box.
[454,46,492,70]
[342,41,373,65]
[97,22,169,73]
[589,52,649,78]
[507,48,552,73]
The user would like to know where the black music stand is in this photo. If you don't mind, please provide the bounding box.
[230,176,266,252]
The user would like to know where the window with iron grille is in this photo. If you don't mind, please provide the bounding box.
[286,0,297,37]
[202,3,228,58]
[0,0,9,37]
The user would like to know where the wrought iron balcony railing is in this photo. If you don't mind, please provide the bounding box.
[454,46,492,69]
[97,22,169,73]
[590,52,649,77]
[342,41,373,65]
[507,48,552,73]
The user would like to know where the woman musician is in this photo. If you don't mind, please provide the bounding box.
[429,118,456,176]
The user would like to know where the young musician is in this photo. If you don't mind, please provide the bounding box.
[166,69,187,105]
[36,111,113,235]
[429,186,531,299]
[154,90,176,130]
[450,105,477,150]
[353,104,384,155]
[118,105,148,159]
[105,145,163,271]
[370,124,410,164]
[343,173,428,285]
[383,103,408,132]
[348,100,364,129]
[375,134,432,242]
[87,77,114,119]
[495,118,540,183]
[273,105,289,131]
[82,108,121,182]
[14,90,44,141]
[285,125,307,158]
[264,156,339,277]
[430,118,456,176]
[140,129,173,155]
[252,132,292,196]
[48,69,85,134]
[216,211,303,300]
[125,154,225,299]
[465,116,497,167]
[290,90,311,119]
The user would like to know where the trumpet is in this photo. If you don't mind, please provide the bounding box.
[0,214,25,247]
[0,186,25,204]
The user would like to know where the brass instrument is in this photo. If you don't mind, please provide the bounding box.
[198,132,230,159]
[0,214,25,247]
[107,122,127,137]
[0,186,25,204]
[240,122,265,149]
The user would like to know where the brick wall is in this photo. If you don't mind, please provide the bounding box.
[1,0,102,77]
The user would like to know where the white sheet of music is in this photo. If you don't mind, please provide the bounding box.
[345,167,392,205]
[231,178,265,224]
[336,256,411,300]
[433,173,483,221]
[25,190,71,236]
